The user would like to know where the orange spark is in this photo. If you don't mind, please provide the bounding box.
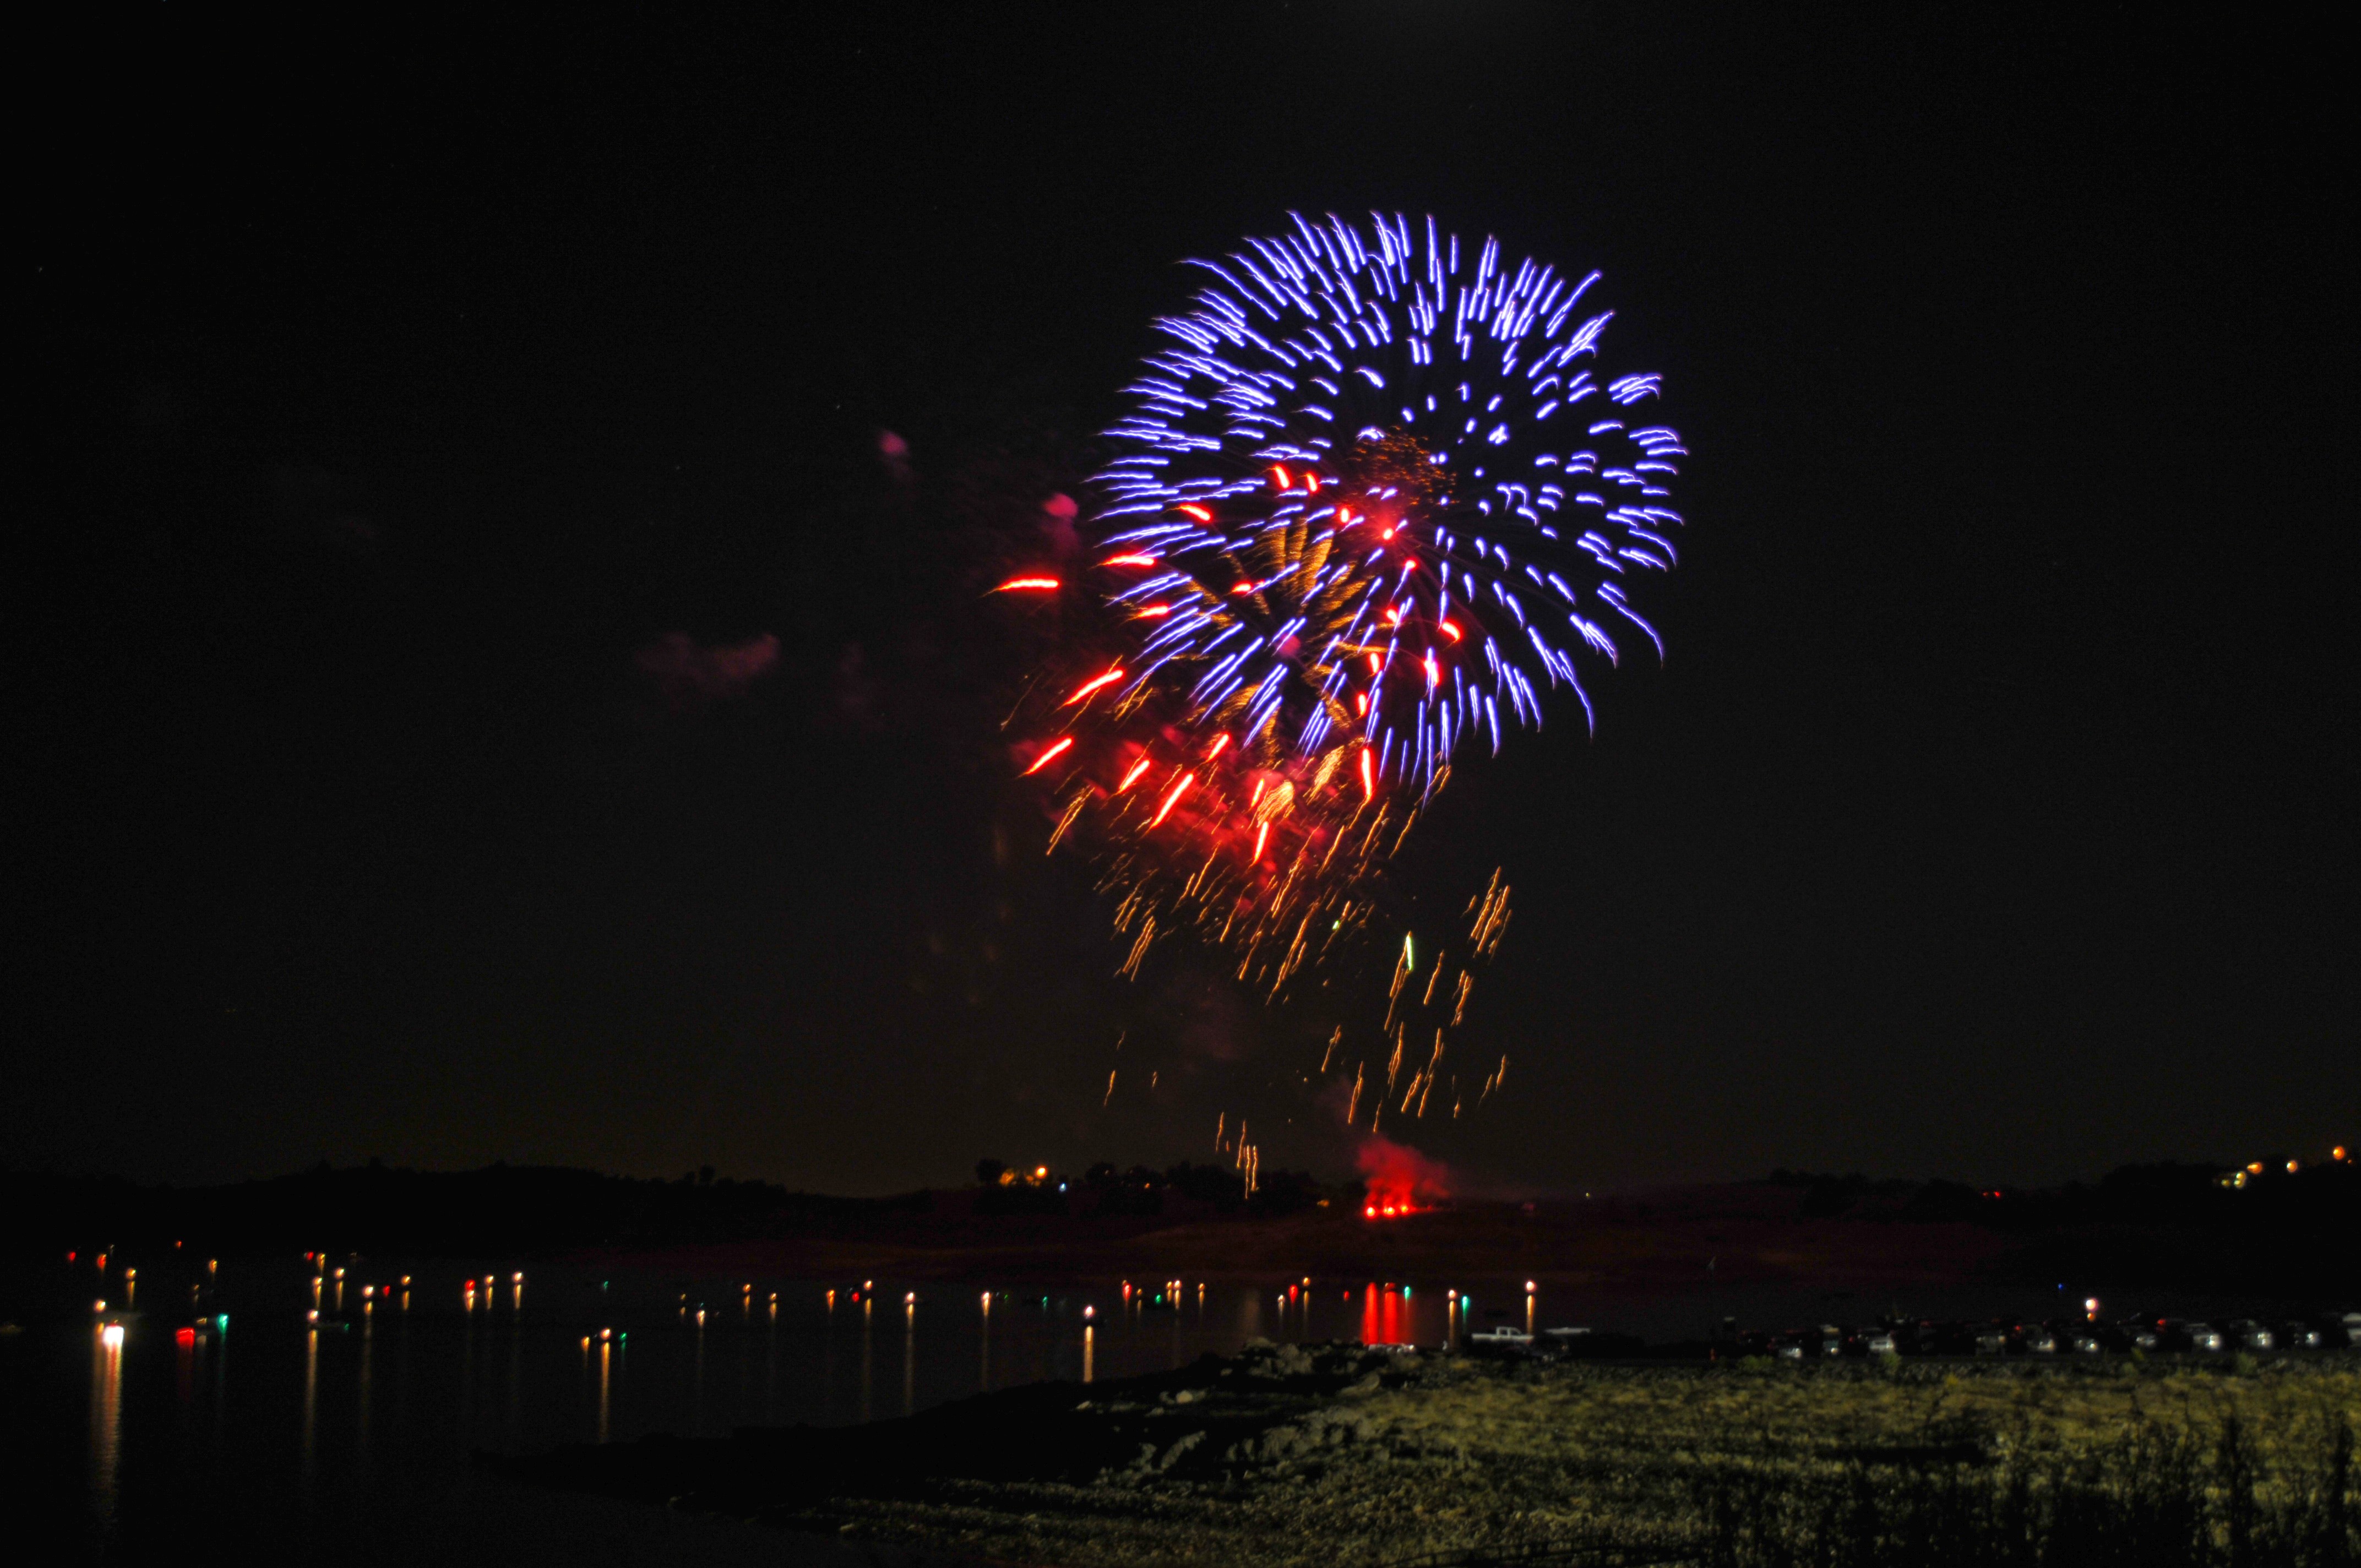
[1205,733,1232,760]
[1359,748,1375,799]
[1101,553,1160,568]
[1252,821,1270,862]
[1022,737,1075,775]
[1116,756,1154,792]
[1063,667,1124,704]
[1439,620,1462,641]
[993,576,1060,592]
[1135,603,1174,618]
[1270,464,1293,489]
[1151,772,1194,827]
[1175,503,1213,521]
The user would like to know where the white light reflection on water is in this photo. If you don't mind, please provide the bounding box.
[598,1339,613,1444]
[88,1321,123,1546]
[300,1325,318,1491]
[356,1314,373,1463]
[902,1297,916,1415]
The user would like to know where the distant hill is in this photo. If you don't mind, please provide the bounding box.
[4,1155,2353,1298]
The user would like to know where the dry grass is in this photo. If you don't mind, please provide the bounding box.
[820,1352,2361,1566]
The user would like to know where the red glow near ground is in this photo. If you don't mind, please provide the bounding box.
[1357,1134,1452,1221]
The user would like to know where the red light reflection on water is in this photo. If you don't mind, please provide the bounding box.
[1361,1283,1406,1346]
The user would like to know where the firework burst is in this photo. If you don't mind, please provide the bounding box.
[1005,212,1682,1003]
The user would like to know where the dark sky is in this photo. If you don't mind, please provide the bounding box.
[18,6,2353,1194]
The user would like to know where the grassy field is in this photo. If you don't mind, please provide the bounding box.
[704,1347,2361,1566]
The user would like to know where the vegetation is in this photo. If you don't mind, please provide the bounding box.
[512,1342,2361,1566]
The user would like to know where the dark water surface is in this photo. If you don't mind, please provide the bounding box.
[8,1257,1486,1562]
[6,1252,2297,1564]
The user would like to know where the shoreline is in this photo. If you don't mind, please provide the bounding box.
[498,1339,2361,1566]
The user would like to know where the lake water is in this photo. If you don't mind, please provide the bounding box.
[8,1253,1542,1563]
[8,1250,2284,1563]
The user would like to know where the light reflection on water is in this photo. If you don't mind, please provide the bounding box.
[20,1258,2158,1558]
[86,1323,122,1544]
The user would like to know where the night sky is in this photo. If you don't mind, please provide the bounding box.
[19,7,2352,1194]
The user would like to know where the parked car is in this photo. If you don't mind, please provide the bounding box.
[2159,1319,2225,1353]
[1467,1326,1532,1349]
[2100,1317,2161,1353]
[2278,1322,2324,1351]
[2221,1319,2275,1351]
[2305,1314,2358,1348]
[1847,1329,1898,1357]
[2013,1324,2058,1355]
[2049,1320,2102,1354]
[1922,1320,1982,1357]
[1973,1325,2010,1356]
[1881,1320,1940,1356]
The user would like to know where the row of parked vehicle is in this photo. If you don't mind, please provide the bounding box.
[1740,1310,2361,1360]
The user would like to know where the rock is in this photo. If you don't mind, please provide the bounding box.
[1156,1431,1205,1471]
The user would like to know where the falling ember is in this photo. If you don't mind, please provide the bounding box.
[1063,668,1125,705]
[1252,821,1270,863]
[1116,756,1154,792]
[1101,554,1160,567]
[1023,737,1076,775]
[1150,772,1194,826]
[992,576,1060,592]
[1174,503,1214,521]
